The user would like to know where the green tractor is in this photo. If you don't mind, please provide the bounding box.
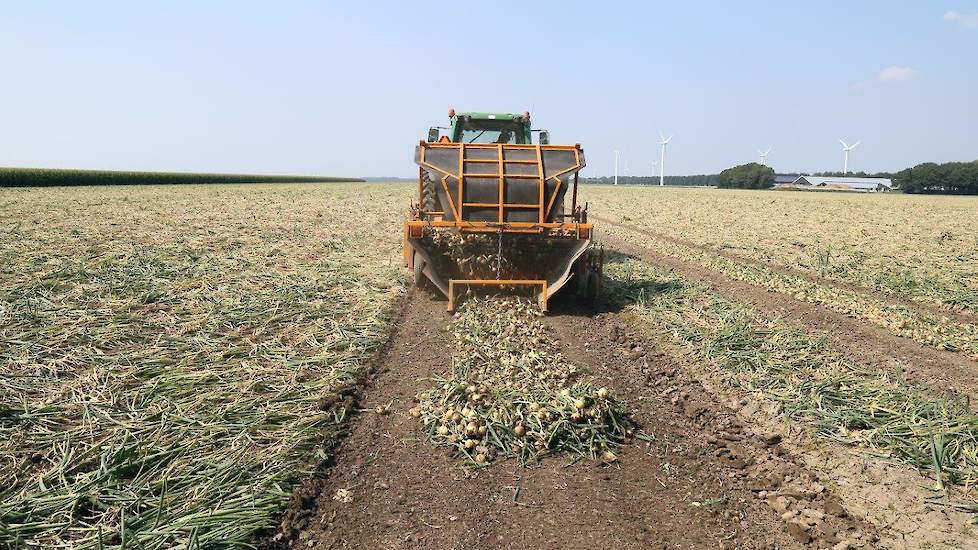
[426,109,549,145]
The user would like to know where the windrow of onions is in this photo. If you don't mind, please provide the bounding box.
[412,297,632,467]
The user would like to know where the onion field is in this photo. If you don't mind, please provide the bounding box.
[0,183,408,547]
[3,182,978,548]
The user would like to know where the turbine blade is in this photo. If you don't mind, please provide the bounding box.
[851,141,861,149]
[839,139,848,147]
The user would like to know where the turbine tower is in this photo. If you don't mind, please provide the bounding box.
[839,139,861,174]
[650,159,658,179]
[614,150,620,185]
[758,147,771,166]
[657,132,672,187]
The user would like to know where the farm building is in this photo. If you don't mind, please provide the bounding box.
[784,176,894,192]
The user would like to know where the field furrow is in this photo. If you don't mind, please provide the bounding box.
[597,215,978,361]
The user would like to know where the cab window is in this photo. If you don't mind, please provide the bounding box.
[457,120,524,144]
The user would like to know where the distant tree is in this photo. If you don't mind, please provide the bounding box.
[716,163,775,189]
[899,160,978,194]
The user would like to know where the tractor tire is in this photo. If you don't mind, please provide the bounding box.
[421,171,438,213]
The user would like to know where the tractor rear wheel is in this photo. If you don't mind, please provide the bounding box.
[421,171,437,213]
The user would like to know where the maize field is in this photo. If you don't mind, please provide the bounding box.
[3,181,978,548]
[0,167,363,187]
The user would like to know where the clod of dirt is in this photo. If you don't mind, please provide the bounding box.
[786,520,812,543]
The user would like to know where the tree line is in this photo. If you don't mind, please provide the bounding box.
[584,159,978,195]
[0,167,362,187]
[791,161,978,194]
[895,161,978,194]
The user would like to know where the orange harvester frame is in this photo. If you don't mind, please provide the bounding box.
[403,141,597,311]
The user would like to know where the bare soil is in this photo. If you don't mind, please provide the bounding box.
[600,231,978,406]
[267,291,877,549]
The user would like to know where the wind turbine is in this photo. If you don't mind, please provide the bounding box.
[657,132,672,186]
[758,147,771,166]
[839,139,860,174]
[613,150,620,185]
[650,159,659,179]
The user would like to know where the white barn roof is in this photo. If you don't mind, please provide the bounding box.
[793,176,893,190]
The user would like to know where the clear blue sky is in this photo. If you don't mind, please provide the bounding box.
[2,2,975,177]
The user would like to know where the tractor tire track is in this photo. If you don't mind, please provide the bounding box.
[562,301,968,549]
[267,290,871,549]
[593,214,978,326]
[599,232,978,408]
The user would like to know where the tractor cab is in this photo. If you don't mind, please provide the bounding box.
[427,109,549,145]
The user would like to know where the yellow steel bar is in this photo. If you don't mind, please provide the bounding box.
[571,152,580,212]
[464,158,537,164]
[462,227,546,234]
[405,219,593,231]
[544,176,563,221]
[403,224,413,268]
[451,279,548,285]
[497,143,505,223]
[439,174,461,221]
[535,145,545,223]
[425,142,580,151]
[463,173,540,179]
[418,164,424,205]
[457,142,465,221]
[463,202,541,208]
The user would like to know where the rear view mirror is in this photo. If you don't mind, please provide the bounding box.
[427,128,439,142]
[539,131,550,145]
